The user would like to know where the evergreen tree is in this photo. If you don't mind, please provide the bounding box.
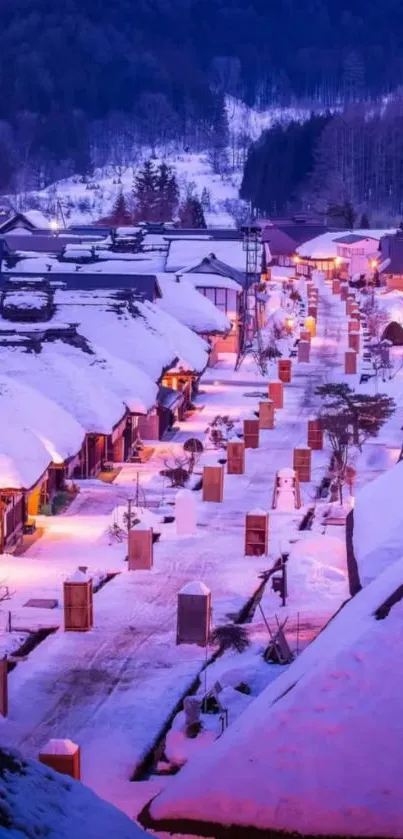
[327,200,356,229]
[359,212,370,229]
[201,187,211,211]
[132,160,159,221]
[109,192,132,225]
[178,196,206,228]
[157,162,179,221]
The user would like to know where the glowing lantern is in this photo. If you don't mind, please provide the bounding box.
[304,316,316,338]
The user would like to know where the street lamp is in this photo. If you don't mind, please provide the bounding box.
[50,219,59,235]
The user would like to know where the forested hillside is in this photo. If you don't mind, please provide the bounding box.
[1,0,403,185]
[241,97,403,222]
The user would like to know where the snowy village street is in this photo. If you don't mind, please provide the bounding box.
[0,281,360,819]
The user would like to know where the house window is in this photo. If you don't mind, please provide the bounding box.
[215,288,227,311]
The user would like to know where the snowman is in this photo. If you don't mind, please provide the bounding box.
[273,467,299,511]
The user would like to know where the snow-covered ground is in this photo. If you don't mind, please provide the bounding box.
[2,277,403,836]
[0,283,354,823]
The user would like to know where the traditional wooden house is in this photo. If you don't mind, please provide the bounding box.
[378,231,403,290]
[175,255,244,353]
[334,233,380,279]
[156,273,231,365]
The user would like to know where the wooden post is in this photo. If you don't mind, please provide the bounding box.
[268,380,284,409]
[348,331,360,353]
[348,320,359,333]
[332,278,341,294]
[298,340,310,362]
[340,283,349,301]
[346,298,355,315]
[259,400,275,430]
[202,465,224,502]
[0,657,8,717]
[350,311,360,324]
[308,305,317,320]
[245,510,269,557]
[300,329,311,343]
[293,448,312,482]
[345,350,357,375]
[243,418,260,449]
[63,571,93,632]
[128,525,153,570]
[278,359,292,383]
[307,419,323,450]
[176,582,211,646]
[39,740,81,780]
[227,441,245,474]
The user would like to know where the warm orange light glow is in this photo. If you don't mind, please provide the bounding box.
[334,256,342,267]
[293,255,300,264]
[286,317,295,332]
[370,259,378,270]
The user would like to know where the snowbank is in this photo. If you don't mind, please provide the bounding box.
[149,557,403,837]
[156,273,230,334]
[353,459,403,586]
[0,747,148,838]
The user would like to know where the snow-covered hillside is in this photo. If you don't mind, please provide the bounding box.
[31,152,242,228]
[14,97,325,228]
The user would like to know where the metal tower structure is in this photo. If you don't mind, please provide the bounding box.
[235,224,263,371]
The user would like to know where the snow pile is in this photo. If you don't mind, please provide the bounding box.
[156,274,230,334]
[0,747,148,838]
[353,459,403,586]
[2,290,49,310]
[149,557,403,837]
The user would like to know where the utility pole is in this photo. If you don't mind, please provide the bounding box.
[235,224,262,371]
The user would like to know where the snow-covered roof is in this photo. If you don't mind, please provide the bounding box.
[296,231,346,259]
[0,747,148,839]
[353,458,403,586]
[156,274,230,335]
[138,299,209,374]
[297,229,396,260]
[22,210,52,230]
[54,290,176,381]
[54,289,208,377]
[0,344,126,435]
[0,421,50,490]
[166,239,246,273]
[149,557,403,837]
[0,374,85,465]
[7,254,164,276]
[179,271,242,292]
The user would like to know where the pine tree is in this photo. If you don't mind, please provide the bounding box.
[178,196,206,228]
[109,192,132,225]
[201,187,211,210]
[132,160,159,222]
[359,212,370,229]
[157,162,179,221]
